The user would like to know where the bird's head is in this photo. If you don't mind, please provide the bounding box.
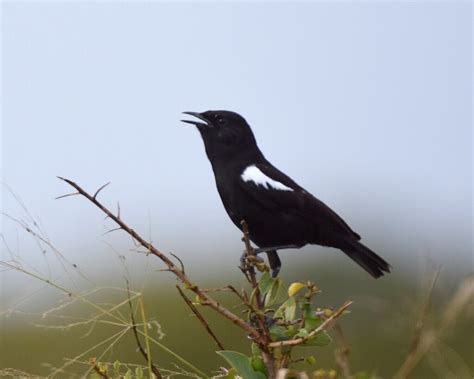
[182,110,260,162]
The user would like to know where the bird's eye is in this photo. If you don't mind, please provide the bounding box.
[217,117,227,126]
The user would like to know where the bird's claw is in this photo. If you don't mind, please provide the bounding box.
[239,252,264,273]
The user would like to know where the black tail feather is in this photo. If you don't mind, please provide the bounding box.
[339,239,391,278]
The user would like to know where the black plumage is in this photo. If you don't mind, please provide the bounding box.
[182,110,391,278]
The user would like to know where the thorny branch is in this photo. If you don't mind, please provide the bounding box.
[57,178,265,346]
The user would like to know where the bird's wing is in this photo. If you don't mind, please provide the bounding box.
[239,163,361,240]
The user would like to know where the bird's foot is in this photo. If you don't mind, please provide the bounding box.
[240,249,283,278]
[239,252,264,274]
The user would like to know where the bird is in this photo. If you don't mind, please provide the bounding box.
[181,110,391,278]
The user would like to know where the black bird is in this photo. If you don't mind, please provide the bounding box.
[182,110,391,278]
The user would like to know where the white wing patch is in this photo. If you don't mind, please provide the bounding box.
[241,165,293,191]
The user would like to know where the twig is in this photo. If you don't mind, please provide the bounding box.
[240,221,267,319]
[227,285,254,310]
[126,282,163,379]
[200,287,234,293]
[89,358,110,379]
[57,177,264,345]
[268,301,353,348]
[103,227,122,236]
[240,220,275,376]
[176,285,225,350]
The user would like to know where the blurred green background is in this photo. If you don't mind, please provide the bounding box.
[1,247,472,378]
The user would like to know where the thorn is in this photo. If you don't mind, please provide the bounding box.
[55,192,80,200]
[170,252,185,273]
[93,181,111,200]
[103,227,122,235]
[159,268,173,273]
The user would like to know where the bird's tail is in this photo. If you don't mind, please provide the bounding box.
[339,238,391,278]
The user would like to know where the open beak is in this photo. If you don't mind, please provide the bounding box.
[181,111,210,127]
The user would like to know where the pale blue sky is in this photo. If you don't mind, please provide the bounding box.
[1,2,472,283]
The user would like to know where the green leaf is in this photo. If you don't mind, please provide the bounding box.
[274,296,297,320]
[124,369,132,379]
[264,277,282,307]
[258,271,273,295]
[299,312,333,347]
[284,296,297,321]
[304,312,323,331]
[301,330,332,347]
[217,351,266,379]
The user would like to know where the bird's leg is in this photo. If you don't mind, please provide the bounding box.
[266,250,281,278]
[254,244,301,254]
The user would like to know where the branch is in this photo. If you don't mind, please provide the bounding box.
[57,177,264,344]
[240,220,275,376]
[268,301,353,348]
[240,221,268,327]
[176,285,225,350]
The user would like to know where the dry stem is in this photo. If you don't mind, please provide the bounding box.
[176,285,225,350]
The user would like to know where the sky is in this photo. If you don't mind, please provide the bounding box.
[1,2,472,288]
